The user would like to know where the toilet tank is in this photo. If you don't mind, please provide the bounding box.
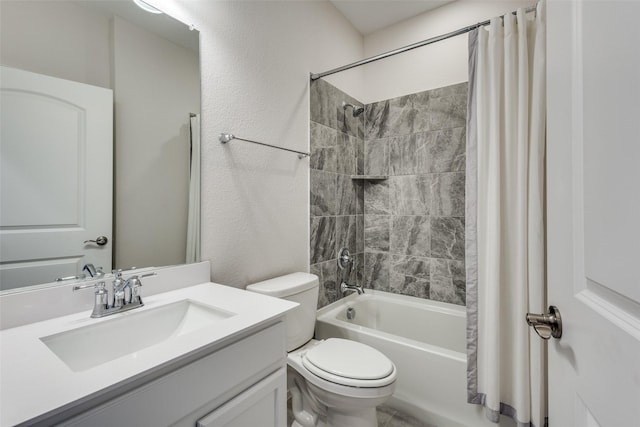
[246,273,319,351]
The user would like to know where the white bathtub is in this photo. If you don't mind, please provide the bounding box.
[315,290,513,427]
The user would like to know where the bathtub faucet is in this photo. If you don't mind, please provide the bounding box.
[340,281,364,296]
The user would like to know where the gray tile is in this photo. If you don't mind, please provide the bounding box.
[336,174,361,215]
[364,251,390,291]
[366,95,414,140]
[310,78,337,129]
[353,252,364,285]
[356,136,365,175]
[310,121,337,172]
[429,94,467,131]
[390,216,430,257]
[430,258,466,305]
[431,217,465,261]
[376,405,397,426]
[356,214,364,253]
[431,172,465,217]
[365,138,389,176]
[336,132,358,175]
[429,127,465,173]
[310,216,336,264]
[410,90,431,133]
[429,81,468,99]
[390,175,430,215]
[320,259,339,306]
[365,180,390,215]
[390,255,430,298]
[364,215,390,252]
[310,169,336,216]
[389,132,431,176]
[336,215,357,255]
[311,263,329,308]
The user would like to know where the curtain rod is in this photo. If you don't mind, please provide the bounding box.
[310,4,537,81]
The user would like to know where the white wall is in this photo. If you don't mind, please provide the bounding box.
[362,0,532,103]
[0,1,111,89]
[112,16,200,269]
[150,0,364,287]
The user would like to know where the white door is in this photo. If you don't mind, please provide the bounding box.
[546,1,640,426]
[0,67,113,290]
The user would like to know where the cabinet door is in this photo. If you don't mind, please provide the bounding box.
[197,368,286,427]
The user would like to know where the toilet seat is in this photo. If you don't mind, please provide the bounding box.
[301,338,396,388]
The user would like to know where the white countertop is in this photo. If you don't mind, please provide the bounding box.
[0,282,297,426]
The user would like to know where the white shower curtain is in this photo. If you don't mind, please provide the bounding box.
[186,114,201,264]
[466,2,546,426]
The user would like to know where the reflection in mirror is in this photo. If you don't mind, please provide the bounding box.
[0,1,201,291]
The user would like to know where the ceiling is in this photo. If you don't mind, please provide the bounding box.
[330,0,456,35]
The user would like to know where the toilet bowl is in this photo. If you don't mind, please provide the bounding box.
[246,273,397,427]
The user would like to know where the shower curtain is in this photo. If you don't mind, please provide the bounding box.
[465,2,546,426]
[186,114,201,264]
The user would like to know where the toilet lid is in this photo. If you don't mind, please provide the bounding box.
[303,338,394,381]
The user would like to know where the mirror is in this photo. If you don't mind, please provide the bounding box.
[0,0,201,291]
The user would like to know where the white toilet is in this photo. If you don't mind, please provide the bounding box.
[247,272,397,427]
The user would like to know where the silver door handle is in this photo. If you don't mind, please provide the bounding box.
[83,236,108,246]
[526,306,562,340]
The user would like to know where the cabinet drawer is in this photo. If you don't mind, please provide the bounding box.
[62,322,286,427]
[196,368,286,427]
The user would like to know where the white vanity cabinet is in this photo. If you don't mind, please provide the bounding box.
[58,322,287,427]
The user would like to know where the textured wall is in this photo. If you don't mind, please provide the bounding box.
[151,0,365,288]
[309,79,364,308]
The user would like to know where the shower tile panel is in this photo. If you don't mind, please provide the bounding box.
[410,91,431,133]
[310,79,337,128]
[389,175,431,216]
[336,132,358,175]
[364,252,390,291]
[310,216,337,264]
[429,82,468,99]
[336,174,362,215]
[310,122,337,172]
[365,138,389,176]
[429,127,466,173]
[431,172,465,217]
[310,169,337,216]
[356,214,365,253]
[428,94,467,131]
[365,95,415,140]
[430,258,466,305]
[364,215,390,252]
[336,215,357,255]
[309,79,365,308]
[390,216,430,257]
[389,255,430,298]
[364,180,390,215]
[389,132,431,176]
[430,217,465,261]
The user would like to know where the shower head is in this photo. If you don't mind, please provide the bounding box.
[342,101,364,118]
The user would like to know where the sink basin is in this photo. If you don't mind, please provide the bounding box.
[40,300,236,372]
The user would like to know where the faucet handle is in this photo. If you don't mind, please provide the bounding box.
[72,281,105,292]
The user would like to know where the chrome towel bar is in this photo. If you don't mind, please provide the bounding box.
[219,133,310,159]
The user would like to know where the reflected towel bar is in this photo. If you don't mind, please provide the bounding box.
[219,133,310,159]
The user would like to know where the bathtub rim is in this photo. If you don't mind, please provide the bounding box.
[315,290,467,363]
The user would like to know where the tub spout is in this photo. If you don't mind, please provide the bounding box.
[340,281,364,296]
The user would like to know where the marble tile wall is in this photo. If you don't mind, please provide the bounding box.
[363,82,467,305]
[310,79,365,308]
[310,80,467,307]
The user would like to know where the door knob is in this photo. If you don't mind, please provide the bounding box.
[83,236,108,246]
[526,306,562,340]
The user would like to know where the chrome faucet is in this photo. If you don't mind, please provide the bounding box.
[73,270,155,318]
[337,247,365,297]
[340,281,364,296]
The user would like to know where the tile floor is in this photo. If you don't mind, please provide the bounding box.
[287,401,433,427]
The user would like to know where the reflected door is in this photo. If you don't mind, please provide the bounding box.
[547,1,640,425]
[0,67,113,290]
